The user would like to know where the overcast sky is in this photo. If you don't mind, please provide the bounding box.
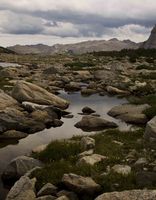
[0,0,155,47]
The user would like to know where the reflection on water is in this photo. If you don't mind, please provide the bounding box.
[0,91,131,199]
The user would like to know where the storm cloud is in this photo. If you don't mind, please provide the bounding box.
[0,0,155,46]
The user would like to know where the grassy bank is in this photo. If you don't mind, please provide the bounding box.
[32,129,146,193]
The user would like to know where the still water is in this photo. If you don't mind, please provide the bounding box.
[0,91,130,199]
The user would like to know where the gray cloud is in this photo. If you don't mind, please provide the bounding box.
[0,0,155,45]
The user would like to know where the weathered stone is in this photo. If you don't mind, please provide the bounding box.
[56,196,69,200]
[36,196,56,200]
[77,154,107,166]
[134,158,148,169]
[37,183,57,197]
[2,156,43,181]
[12,81,69,109]
[144,116,156,141]
[95,190,156,200]
[0,130,28,139]
[65,82,81,91]
[80,137,95,150]
[57,190,78,200]
[75,115,117,131]
[6,176,36,200]
[112,164,131,176]
[0,89,18,110]
[82,107,95,114]
[78,149,94,158]
[62,173,101,195]
[106,86,130,95]
[81,88,96,96]
[108,104,150,124]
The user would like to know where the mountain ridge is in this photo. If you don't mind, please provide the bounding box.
[8,38,140,55]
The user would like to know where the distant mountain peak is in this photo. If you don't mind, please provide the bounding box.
[109,38,119,42]
[141,24,156,49]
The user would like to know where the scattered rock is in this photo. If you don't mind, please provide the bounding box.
[0,130,28,139]
[108,104,150,124]
[77,154,107,166]
[57,190,78,200]
[95,190,156,200]
[12,81,69,109]
[112,164,131,176]
[6,176,36,200]
[81,88,96,96]
[78,149,94,158]
[80,137,95,151]
[0,89,19,110]
[82,106,95,114]
[2,156,43,181]
[37,183,57,197]
[65,82,81,91]
[62,173,101,195]
[144,116,156,142]
[134,158,148,169]
[75,115,117,131]
[106,86,130,95]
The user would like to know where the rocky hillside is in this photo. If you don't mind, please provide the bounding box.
[8,38,139,55]
[141,25,156,49]
[0,46,15,54]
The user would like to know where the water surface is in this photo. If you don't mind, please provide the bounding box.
[0,91,130,199]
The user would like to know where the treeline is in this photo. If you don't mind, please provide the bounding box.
[90,48,156,62]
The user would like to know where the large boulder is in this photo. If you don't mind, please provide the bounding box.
[2,156,43,181]
[95,190,156,200]
[0,108,46,134]
[6,176,36,200]
[0,89,18,110]
[62,173,101,195]
[108,104,150,124]
[12,81,69,109]
[75,115,117,131]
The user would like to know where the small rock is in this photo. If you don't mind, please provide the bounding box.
[57,190,78,200]
[134,158,148,169]
[78,149,94,158]
[62,173,101,195]
[77,154,107,166]
[112,164,131,176]
[80,137,95,151]
[82,107,95,114]
[56,196,69,200]
[37,183,57,197]
[75,115,117,131]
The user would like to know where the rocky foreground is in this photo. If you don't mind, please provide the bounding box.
[0,50,156,199]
